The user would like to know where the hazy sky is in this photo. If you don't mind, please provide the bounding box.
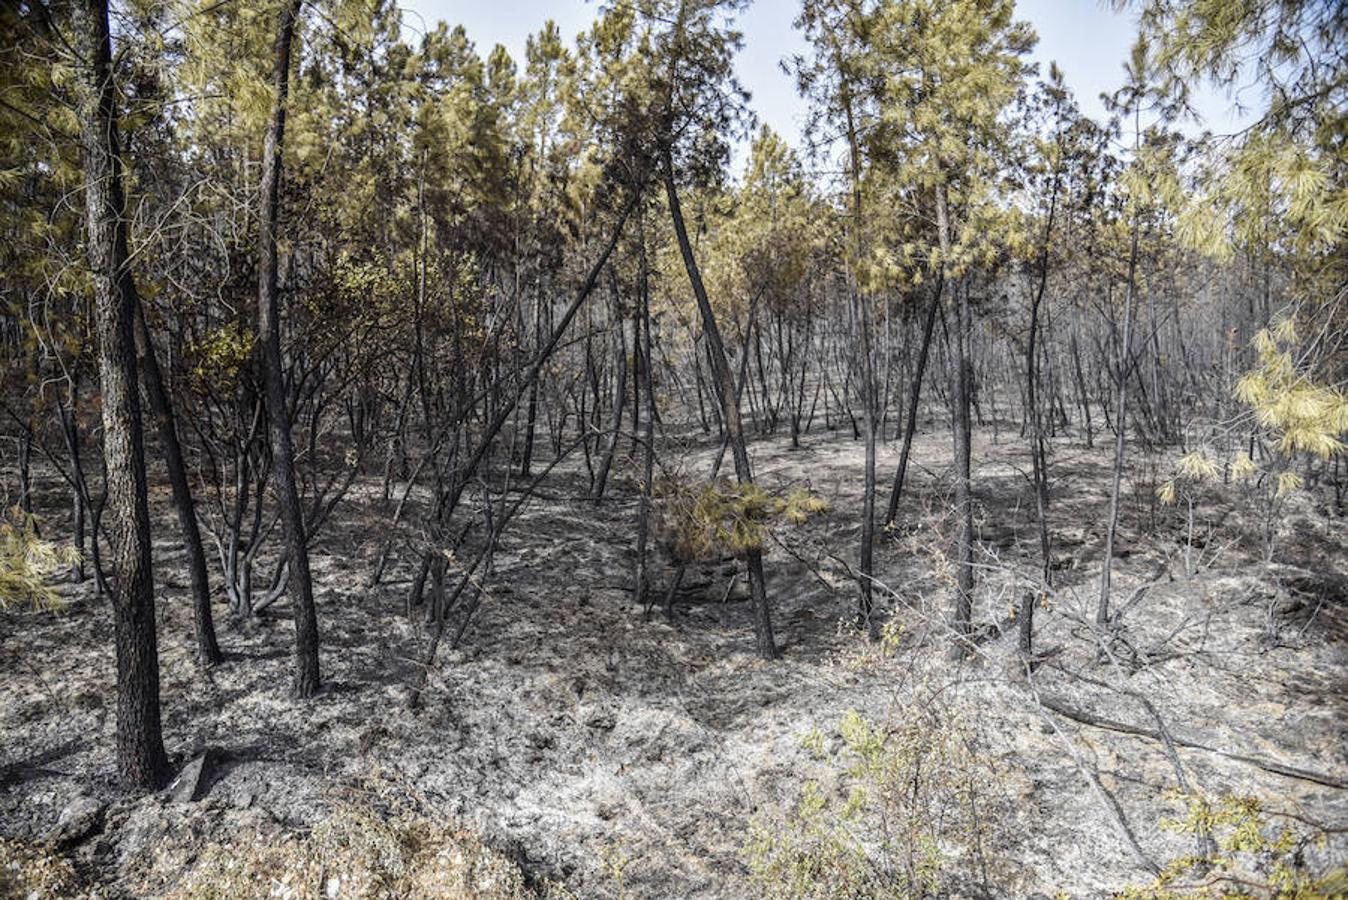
[397,0,1254,170]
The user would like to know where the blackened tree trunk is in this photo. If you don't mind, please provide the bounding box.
[58,384,93,586]
[633,212,657,612]
[70,0,170,789]
[1097,204,1140,627]
[257,0,321,698]
[1019,134,1063,655]
[884,275,942,526]
[134,306,222,667]
[18,349,36,515]
[664,150,776,660]
[592,273,627,502]
[842,87,880,641]
[1069,320,1093,447]
[519,308,543,476]
[17,423,33,513]
[1098,100,1145,628]
[631,286,644,456]
[939,183,976,655]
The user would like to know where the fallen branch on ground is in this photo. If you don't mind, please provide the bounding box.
[1040,695,1348,790]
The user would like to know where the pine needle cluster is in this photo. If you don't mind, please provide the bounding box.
[0,507,78,612]
[655,477,829,561]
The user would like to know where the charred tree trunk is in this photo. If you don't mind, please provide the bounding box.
[633,213,657,612]
[1019,135,1063,653]
[71,0,170,789]
[592,273,627,502]
[1097,102,1145,628]
[520,287,543,477]
[17,349,36,515]
[843,88,880,641]
[884,275,942,526]
[257,0,321,698]
[939,184,975,656]
[664,150,776,660]
[134,306,222,667]
[1097,208,1140,627]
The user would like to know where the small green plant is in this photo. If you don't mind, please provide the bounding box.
[1120,792,1347,899]
[745,704,1009,898]
[801,725,827,761]
[0,507,79,611]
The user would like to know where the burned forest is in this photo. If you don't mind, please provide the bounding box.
[1,0,1346,896]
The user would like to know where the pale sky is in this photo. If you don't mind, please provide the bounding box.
[397,0,1255,171]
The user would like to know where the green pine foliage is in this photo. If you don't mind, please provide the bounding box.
[1236,320,1348,461]
[656,478,829,560]
[0,507,79,612]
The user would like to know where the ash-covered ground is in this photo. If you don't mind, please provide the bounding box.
[2,424,1345,897]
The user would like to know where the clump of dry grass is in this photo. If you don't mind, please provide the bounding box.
[0,837,88,898]
[140,778,561,899]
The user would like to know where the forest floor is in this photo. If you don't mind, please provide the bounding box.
[1,421,1346,898]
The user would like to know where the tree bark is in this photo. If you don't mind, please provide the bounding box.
[842,84,879,640]
[592,273,627,502]
[938,183,975,654]
[17,348,36,515]
[1020,134,1063,651]
[70,0,170,789]
[1097,216,1139,627]
[633,212,657,612]
[884,275,942,526]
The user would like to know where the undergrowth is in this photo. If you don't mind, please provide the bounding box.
[136,778,563,899]
[745,699,1015,898]
[1120,792,1348,899]
[0,836,87,898]
[655,476,828,561]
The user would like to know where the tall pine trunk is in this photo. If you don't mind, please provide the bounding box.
[257,0,321,698]
[1097,208,1140,626]
[1098,103,1144,628]
[938,183,976,655]
[592,275,627,502]
[1019,137,1063,655]
[71,0,170,789]
[843,88,879,640]
[884,275,942,525]
[633,213,657,612]
[664,151,776,660]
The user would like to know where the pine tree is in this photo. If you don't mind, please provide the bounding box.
[69,0,171,789]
